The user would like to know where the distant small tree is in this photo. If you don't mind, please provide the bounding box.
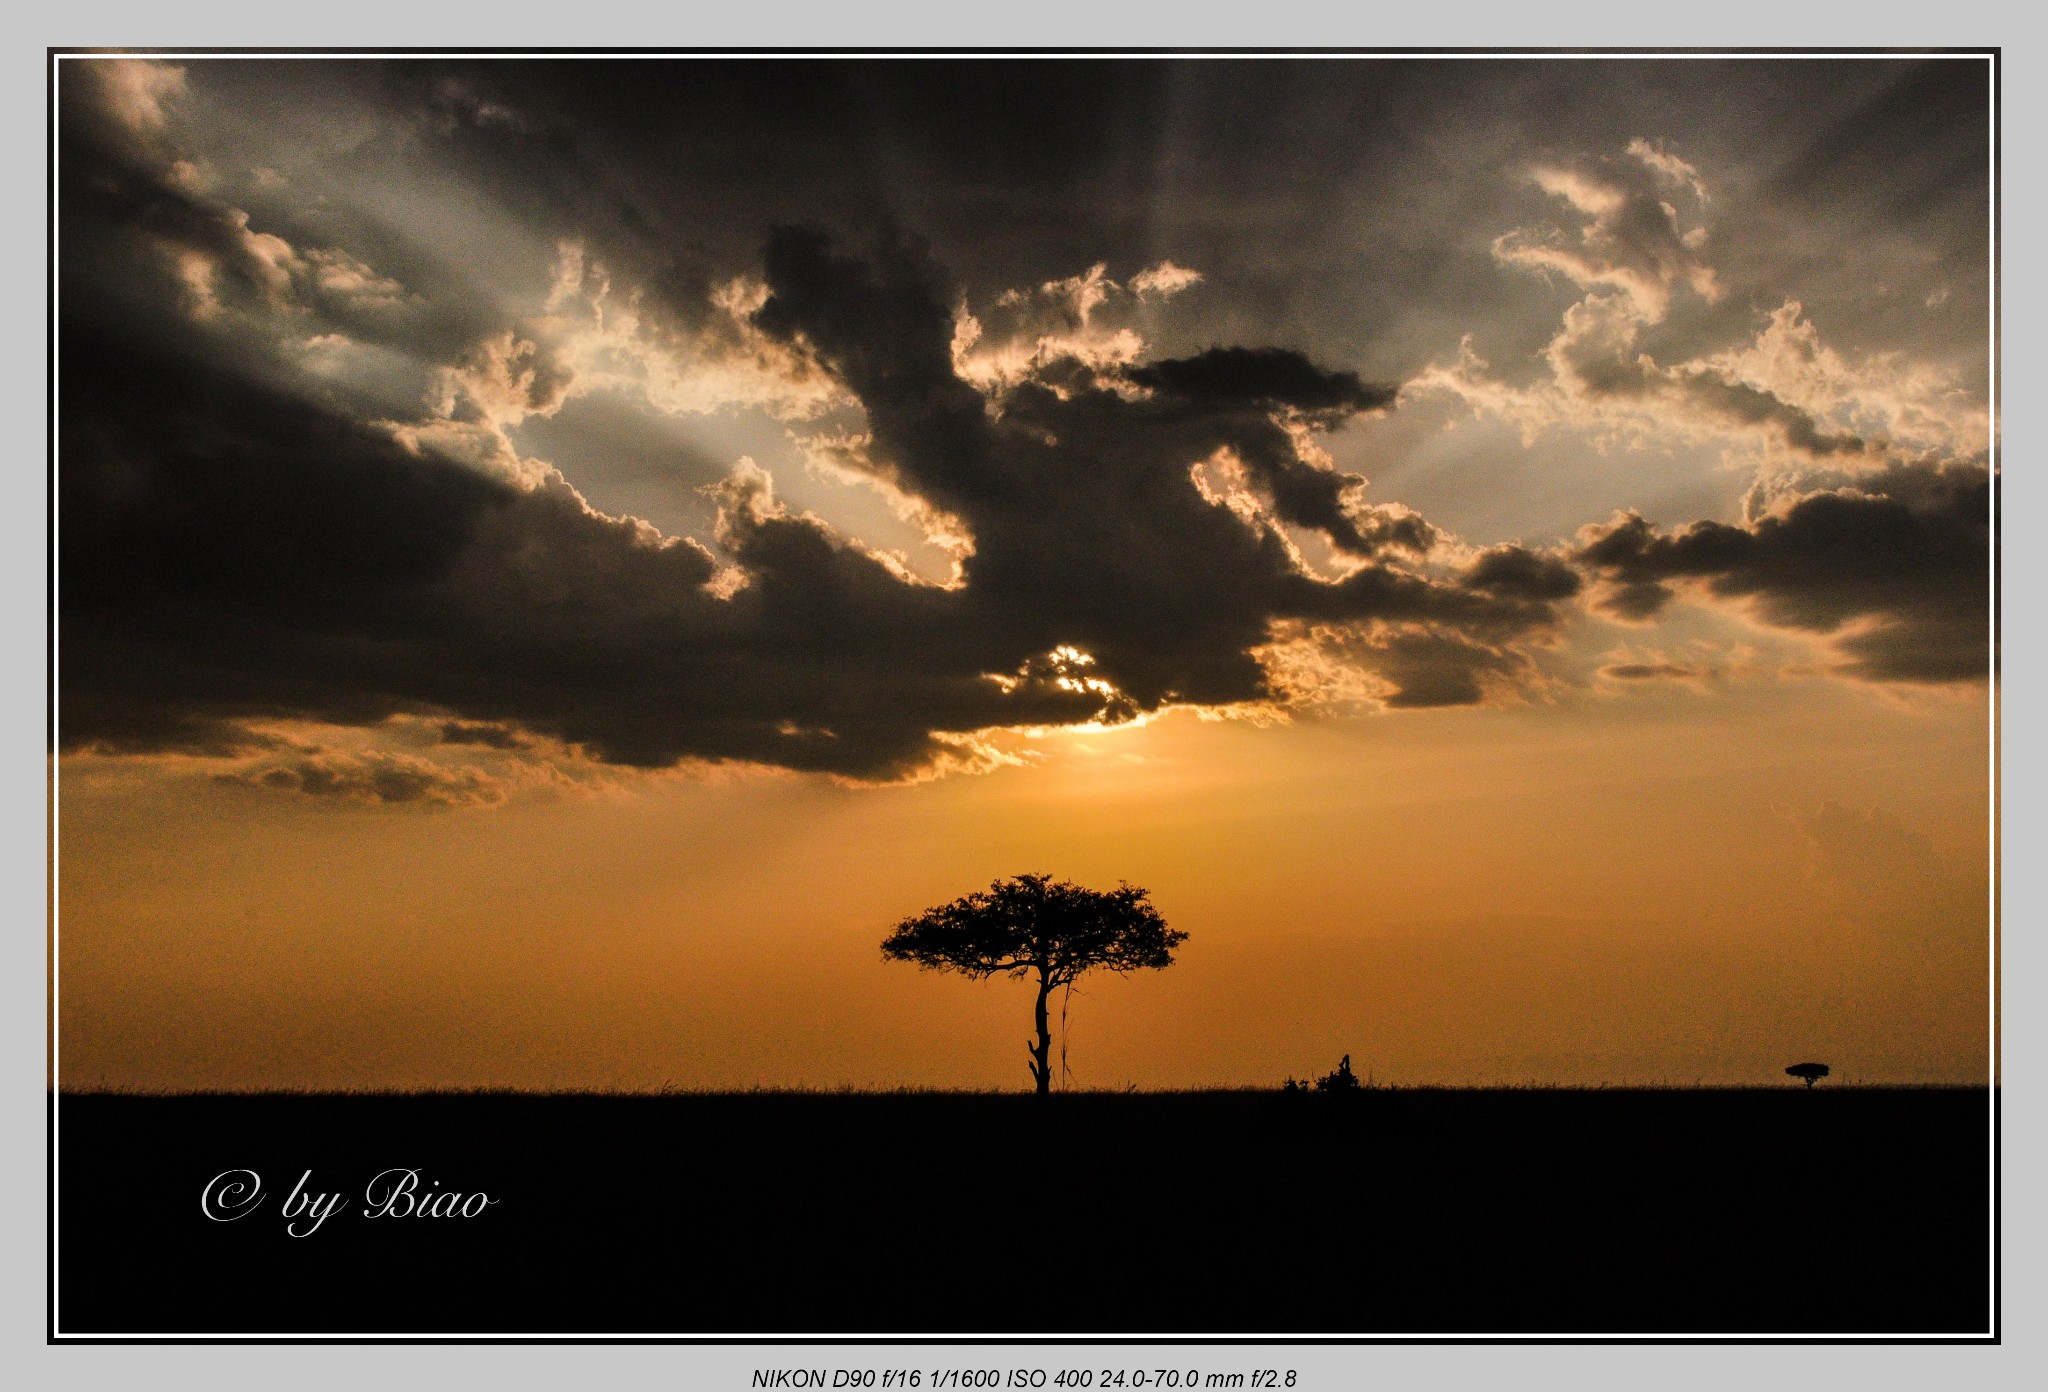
[881,873,1185,1095]
[1786,1062,1831,1089]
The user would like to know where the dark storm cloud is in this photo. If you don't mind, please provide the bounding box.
[1460,546,1584,602]
[1363,630,1528,709]
[61,223,1580,777]
[1126,347,1423,557]
[1575,462,1992,683]
[346,57,1988,385]
[1125,348,1395,416]
[197,56,2002,404]
[57,57,1992,788]
[58,60,526,427]
[64,324,970,777]
[747,226,1568,709]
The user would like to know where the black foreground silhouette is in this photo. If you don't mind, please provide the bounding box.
[55,1086,1989,1335]
[882,873,1184,1095]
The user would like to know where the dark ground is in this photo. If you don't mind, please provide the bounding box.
[53,1088,1993,1337]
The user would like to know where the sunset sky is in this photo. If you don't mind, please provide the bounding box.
[56,55,1994,1090]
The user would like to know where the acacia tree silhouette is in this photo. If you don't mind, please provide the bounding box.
[881,873,1185,1095]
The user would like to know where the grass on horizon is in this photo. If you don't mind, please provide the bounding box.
[50,1079,1990,1098]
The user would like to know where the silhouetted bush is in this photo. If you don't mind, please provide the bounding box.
[1317,1054,1360,1091]
[1786,1062,1831,1089]
[1284,1054,1379,1093]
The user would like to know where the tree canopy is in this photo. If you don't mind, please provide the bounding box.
[881,873,1183,986]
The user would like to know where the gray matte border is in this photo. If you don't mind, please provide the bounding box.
[9,0,2032,1385]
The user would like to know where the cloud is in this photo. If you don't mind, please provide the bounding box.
[1789,801,1945,881]
[439,720,529,750]
[1695,301,1989,461]
[57,71,1987,795]
[372,242,855,500]
[1492,143,1720,321]
[1126,346,1393,417]
[77,58,189,135]
[532,242,851,423]
[1603,661,1705,681]
[1413,286,1881,474]
[219,748,507,807]
[61,224,1584,783]
[950,259,1205,397]
[1357,628,1532,709]
[1783,801,1963,925]
[1624,137,1709,204]
[1575,460,1991,683]
[1459,546,1584,602]
[1408,141,1986,475]
[57,67,491,443]
[789,428,976,584]
[1129,260,1203,299]
[750,227,1576,712]
[72,131,415,337]
[1595,649,1726,690]
[1124,347,1413,559]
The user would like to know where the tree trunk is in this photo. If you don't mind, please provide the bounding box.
[1030,971,1053,1096]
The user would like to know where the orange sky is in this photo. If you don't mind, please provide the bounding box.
[58,671,1991,1091]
